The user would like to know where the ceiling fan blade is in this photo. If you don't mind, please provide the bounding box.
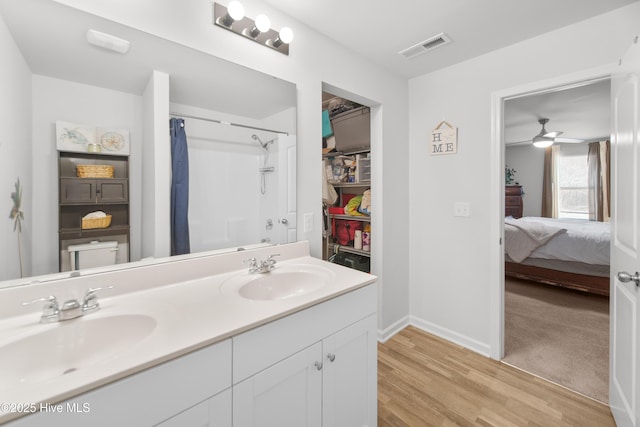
[543,130,563,138]
[554,137,584,143]
[505,139,533,146]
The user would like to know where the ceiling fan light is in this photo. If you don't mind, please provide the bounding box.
[533,135,554,148]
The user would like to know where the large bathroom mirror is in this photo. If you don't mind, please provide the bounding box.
[0,0,297,287]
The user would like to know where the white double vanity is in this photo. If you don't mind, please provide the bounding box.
[0,242,377,426]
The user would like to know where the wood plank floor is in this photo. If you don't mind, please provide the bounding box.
[378,326,615,427]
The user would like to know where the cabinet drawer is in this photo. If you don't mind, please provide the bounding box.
[505,185,523,196]
[505,196,522,206]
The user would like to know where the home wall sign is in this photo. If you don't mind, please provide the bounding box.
[430,121,457,155]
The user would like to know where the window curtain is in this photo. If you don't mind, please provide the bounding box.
[587,140,611,222]
[541,145,559,218]
[170,118,191,255]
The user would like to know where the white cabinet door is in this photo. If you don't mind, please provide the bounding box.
[156,389,232,427]
[233,342,322,427]
[322,314,378,427]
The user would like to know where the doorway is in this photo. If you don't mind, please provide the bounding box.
[490,70,614,401]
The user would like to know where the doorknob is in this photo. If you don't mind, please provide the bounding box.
[617,271,640,286]
[279,218,288,225]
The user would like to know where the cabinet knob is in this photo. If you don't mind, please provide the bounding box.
[327,353,336,362]
[314,361,323,371]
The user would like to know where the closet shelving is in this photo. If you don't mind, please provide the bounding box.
[323,152,371,263]
[321,93,372,272]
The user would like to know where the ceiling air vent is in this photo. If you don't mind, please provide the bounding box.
[399,32,451,59]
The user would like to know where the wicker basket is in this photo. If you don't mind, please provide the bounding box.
[77,165,114,178]
[81,214,112,230]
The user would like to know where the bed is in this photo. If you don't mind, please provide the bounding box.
[504,216,610,296]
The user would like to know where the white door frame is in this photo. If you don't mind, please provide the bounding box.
[489,65,614,360]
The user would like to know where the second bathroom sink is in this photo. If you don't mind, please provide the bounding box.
[222,264,336,301]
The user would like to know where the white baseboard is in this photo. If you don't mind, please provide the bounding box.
[377,315,410,343]
[409,315,492,358]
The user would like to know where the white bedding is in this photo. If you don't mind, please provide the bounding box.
[505,217,610,265]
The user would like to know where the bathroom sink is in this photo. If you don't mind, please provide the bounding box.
[0,314,156,390]
[223,264,336,301]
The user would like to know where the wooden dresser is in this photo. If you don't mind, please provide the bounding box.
[505,185,523,218]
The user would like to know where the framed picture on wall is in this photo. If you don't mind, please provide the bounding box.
[56,121,130,155]
[97,127,130,155]
[55,121,95,153]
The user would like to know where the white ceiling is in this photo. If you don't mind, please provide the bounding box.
[504,79,611,145]
[262,0,622,144]
[265,0,638,79]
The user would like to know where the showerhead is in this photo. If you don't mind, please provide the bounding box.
[252,134,273,149]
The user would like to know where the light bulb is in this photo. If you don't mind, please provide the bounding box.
[227,1,245,21]
[279,27,293,44]
[532,137,554,148]
[255,14,271,33]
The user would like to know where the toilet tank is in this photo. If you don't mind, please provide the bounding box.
[67,241,118,270]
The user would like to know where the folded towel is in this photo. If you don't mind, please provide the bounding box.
[83,211,107,220]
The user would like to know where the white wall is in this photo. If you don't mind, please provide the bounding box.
[0,14,32,280]
[505,145,545,217]
[31,75,142,275]
[53,0,411,334]
[142,71,170,259]
[409,3,640,355]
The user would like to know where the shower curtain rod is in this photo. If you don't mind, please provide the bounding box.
[170,112,289,136]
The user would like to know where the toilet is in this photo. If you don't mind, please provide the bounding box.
[67,240,118,270]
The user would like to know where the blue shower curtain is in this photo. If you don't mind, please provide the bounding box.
[170,118,190,255]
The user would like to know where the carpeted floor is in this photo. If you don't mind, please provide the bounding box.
[503,277,609,403]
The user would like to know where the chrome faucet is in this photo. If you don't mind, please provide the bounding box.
[23,285,114,323]
[244,254,280,274]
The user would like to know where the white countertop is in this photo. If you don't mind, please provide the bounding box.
[0,242,376,423]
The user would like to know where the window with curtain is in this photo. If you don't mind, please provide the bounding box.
[541,141,610,221]
[557,144,589,219]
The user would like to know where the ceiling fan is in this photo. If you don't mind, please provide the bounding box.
[531,118,584,147]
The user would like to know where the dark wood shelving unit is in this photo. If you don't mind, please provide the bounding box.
[58,151,130,271]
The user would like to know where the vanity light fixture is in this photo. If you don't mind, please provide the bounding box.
[270,27,293,48]
[213,2,293,55]
[217,0,244,27]
[86,29,130,54]
[244,14,270,38]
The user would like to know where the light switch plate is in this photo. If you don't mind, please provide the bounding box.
[303,213,313,232]
[453,202,471,217]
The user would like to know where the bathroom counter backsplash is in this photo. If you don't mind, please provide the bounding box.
[0,241,376,422]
